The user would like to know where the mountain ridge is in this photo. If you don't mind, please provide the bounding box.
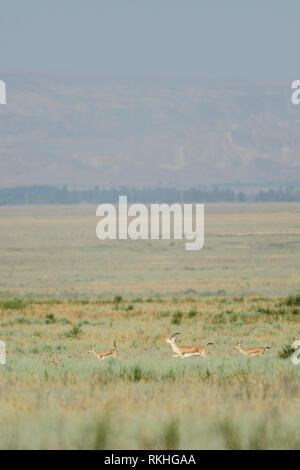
[0,71,299,187]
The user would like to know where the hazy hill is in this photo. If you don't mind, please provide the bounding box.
[1,72,300,187]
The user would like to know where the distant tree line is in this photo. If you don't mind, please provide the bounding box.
[1,185,300,205]
[254,187,300,202]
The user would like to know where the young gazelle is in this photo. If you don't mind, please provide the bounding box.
[88,340,118,360]
[234,342,271,357]
[165,332,213,359]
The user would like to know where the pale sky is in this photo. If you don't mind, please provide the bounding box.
[1,0,300,79]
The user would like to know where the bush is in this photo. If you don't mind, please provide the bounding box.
[291,308,300,316]
[130,365,143,382]
[283,295,300,306]
[65,325,83,339]
[172,311,183,325]
[0,298,26,310]
[256,307,273,315]
[45,313,56,324]
[188,309,197,318]
[113,295,123,309]
[122,364,153,382]
[278,344,295,360]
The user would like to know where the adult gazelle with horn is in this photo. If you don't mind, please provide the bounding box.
[165,332,213,358]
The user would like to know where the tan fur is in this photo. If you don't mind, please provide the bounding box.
[165,333,212,359]
[234,342,271,357]
[88,341,118,360]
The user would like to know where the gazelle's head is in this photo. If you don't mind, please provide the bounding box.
[234,342,241,351]
[165,332,180,344]
[88,345,96,354]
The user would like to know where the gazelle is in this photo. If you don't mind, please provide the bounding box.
[234,342,271,357]
[88,340,118,360]
[165,332,213,358]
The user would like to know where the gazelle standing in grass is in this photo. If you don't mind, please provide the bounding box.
[234,342,271,357]
[88,340,118,360]
[165,332,213,358]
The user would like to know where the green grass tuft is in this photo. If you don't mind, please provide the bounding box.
[278,344,295,359]
[0,298,27,310]
[65,324,83,339]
